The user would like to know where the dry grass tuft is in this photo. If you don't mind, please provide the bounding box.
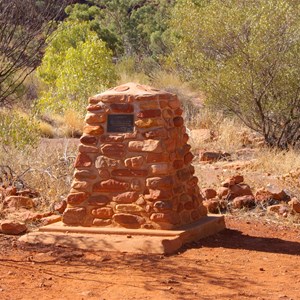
[38,121,55,138]
[0,139,78,213]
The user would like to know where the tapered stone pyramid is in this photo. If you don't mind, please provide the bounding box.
[62,82,207,230]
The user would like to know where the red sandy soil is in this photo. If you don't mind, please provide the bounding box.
[0,216,299,300]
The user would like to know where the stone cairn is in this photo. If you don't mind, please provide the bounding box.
[62,83,207,230]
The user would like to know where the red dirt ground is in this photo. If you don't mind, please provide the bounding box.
[0,216,299,300]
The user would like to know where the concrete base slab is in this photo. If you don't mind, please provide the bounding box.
[19,215,225,254]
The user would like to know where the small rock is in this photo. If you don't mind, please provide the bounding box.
[202,188,217,200]
[199,151,231,163]
[266,185,290,201]
[228,184,253,199]
[232,195,256,209]
[4,196,34,209]
[217,187,229,199]
[41,215,62,225]
[288,197,300,213]
[0,220,27,235]
[53,200,67,214]
[221,175,244,187]
[203,199,221,213]
[267,205,290,216]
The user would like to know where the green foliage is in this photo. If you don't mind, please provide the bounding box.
[0,110,40,149]
[37,21,118,113]
[65,1,174,59]
[170,0,300,148]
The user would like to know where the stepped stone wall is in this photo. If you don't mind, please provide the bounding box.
[62,82,207,229]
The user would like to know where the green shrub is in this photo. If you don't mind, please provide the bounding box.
[0,110,40,149]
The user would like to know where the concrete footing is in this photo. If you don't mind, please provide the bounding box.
[19,215,225,254]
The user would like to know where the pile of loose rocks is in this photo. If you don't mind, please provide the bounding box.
[0,185,66,235]
[202,175,300,217]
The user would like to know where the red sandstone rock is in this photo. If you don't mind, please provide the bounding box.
[110,103,134,113]
[288,197,300,213]
[124,156,144,169]
[74,153,92,168]
[203,199,220,213]
[80,135,98,145]
[98,169,110,180]
[53,200,67,214]
[93,219,112,226]
[91,207,113,218]
[71,181,89,191]
[174,108,183,116]
[150,212,178,225]
[85,113,106,124]
[150,164,169,175]
[101,143,126,158]
[265,185,289,201]
[173,116,184,127]
[143,128,168,139]
[187,176,198,187]
[222,175,244,187]
[162,109,173,119]
[232,195,255,209]
[267,204,290,216]
[217,187,230,198]
[168,98,180,109]
[113,192,139,203]
[199,151,231,162]
[184,152,194,164]
[78,145,98,153]
[228,184,253,199]
[202,188,217,200]
[173,185,184,194]
[4,196,34,209]
[95,156,120,169]
[74,170,97,180]
[254,188,273,202]
[83,125,103,135]
[159,100,168,108]
[116,204,143,213]
[87,103,106,112]
[128,140,162,153]
[130,179,143,191]
[173,160,184,169]
[183,133,189,143]
[137,109,161,118]
[87,195,110,206]
[111,169,148,177]
[100,135,124,143]
[0,220,27,235]
[146,176,173,189]
[62,207,86,226]
[135,118,164,128]
[93,179,129,192]
[153,200,173,211]
[176,168,191,181]
[146,152,169,163]
[113,213,145,228]
[146,189,173,201]
[139,101,159,110]
[67,192,89,205]
[184,201,195,210]
[41,215,62,225]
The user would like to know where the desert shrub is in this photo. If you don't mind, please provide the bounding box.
[37,21,118,114]
[170,0,300,149]
[0,110,40,149]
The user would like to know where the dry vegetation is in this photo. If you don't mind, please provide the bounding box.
[0,73,299,227]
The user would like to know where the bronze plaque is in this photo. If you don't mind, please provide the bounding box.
[107,114,134,133]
